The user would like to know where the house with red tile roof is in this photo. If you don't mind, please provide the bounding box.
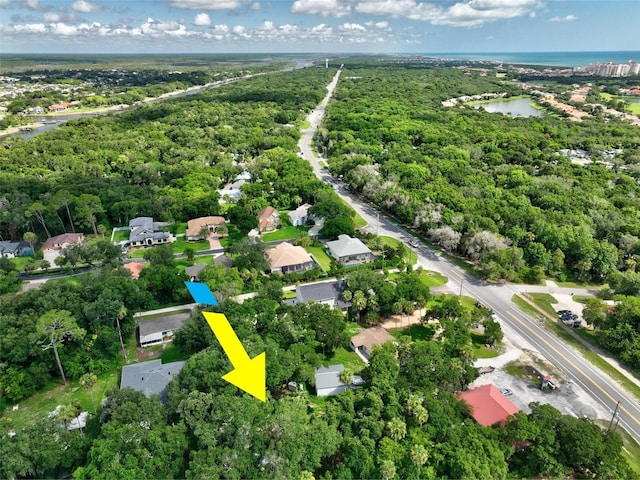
[457,384,520,427]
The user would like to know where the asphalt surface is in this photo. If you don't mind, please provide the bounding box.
[299,68,640,445]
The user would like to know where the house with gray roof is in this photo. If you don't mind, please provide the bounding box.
[120,359,185,402]
[315,364,364,397]
[138,312,191,348]
[326,234,375,266]
[128,217,173,247]
[296,280,351,312]
[185,263,207,282]
[0,240,30,258]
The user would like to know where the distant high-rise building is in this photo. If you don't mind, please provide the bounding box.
[326,58,328,69]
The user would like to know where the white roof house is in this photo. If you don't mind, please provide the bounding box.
[288,203,312,227]
[326,234,375,265]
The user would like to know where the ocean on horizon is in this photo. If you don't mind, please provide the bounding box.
[420,51,640,68]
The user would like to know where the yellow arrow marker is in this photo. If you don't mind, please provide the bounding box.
[202,311,266,402]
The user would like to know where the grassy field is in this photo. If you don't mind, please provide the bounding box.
[174,237,210,252]
[470,332,499,359]
[1,371,119,430]
[387,269,447,288]
[111,229,130,242]
[306,245,332,271]
[262,225,309,242]
[379,235,417,264]
[323,347,365,374]
[388,323,435,342]
[526,292,559,317]
[176,254,213,269]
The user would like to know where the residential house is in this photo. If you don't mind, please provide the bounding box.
[457,384,520,427]
[267,242,315,274]
[48,102,70,112]
[295,280,351,312]
[288,203,312,227]
[257,206,280,233]
[350,326,394,360]
[128,217,173,247]
[42,233,84,263]
[123,262,144,279]
[218,171,251,204]
[315,364,364,397]
[326,234,375,265]
[0,240,30,258]
[214,254,233,269]
[186,216,226,241]
[120,359,186,402]
[185,263,207,282]
[138,312,191,348]
[42,233,85,252]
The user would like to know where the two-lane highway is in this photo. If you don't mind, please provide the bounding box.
[299,68,640,446]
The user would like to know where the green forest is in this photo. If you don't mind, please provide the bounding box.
[320,62,640,286]
[1,58,639,478]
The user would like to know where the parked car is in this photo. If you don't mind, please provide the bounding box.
[409,240,419,248]
[499,388,513,396]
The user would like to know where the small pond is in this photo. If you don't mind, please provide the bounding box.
[475,97,544,118]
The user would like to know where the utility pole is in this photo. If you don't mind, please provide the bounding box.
[459,278,464,296]
[607,401,621,432]
[376,212,380,236]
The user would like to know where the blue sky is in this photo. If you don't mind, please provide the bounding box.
[0,0,638,54]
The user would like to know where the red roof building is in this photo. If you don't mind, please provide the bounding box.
[458,384,520,427]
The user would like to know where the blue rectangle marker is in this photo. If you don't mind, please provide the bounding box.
[185,282,218,305]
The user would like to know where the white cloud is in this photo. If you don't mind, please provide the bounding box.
[250,2,260,10]
[291,0,352,18]
[374,21,389,29]
[549,14,577,22]
[193,13,211,26]
[339,22,366,32]
[71,0,103,13]
[167,0,252,9]
[43,12,60,22]
[292,0,541,27]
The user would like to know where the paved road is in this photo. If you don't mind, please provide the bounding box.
[299,68,640,445]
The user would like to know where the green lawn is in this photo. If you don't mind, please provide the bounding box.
[471,332,499,359]
[323,347,365,374]
[1,371,119,431]
[174,237,210,252]
[387,269,447,288]
[220,225,245,248]
[112,229,130,242]
[176,255,213,269]
[160,343,190,363]
[380,236,417,264]
[306,246,332,271]
[345,322,364,337]
[11,256,34,271]
[262,225,310,242]
[526,292,559,318]
[388,323,435,342]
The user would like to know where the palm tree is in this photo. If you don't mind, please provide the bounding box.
[352,290,367,323]
[339,368,353,386]
[23,231,37,255]
[114,306,128,363]
[80,373,98,412]
[410,444,429,479]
